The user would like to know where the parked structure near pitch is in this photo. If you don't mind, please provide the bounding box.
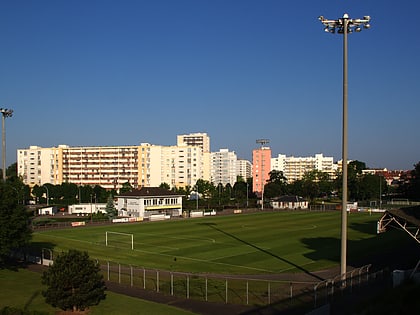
[116,187,183,219]
[270,195,308,210]
[68,203,107,215]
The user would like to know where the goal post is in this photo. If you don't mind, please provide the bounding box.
[105,231,134,250]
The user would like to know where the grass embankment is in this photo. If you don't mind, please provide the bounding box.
[0,267,196,315]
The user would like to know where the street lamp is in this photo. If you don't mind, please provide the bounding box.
[0,108,13,182]
[43,185,49,206]
[318,13,371,281]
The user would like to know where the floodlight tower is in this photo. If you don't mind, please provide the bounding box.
[0,108,13,181]
[318,13,371,282]
[256,139,270,210]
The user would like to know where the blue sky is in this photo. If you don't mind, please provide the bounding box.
[0,0,419,170]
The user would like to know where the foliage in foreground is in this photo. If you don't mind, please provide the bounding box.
[0,182,32,265]
[42,250,106,312]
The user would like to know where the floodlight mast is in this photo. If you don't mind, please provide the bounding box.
[318,13,371,284]
[0,108,13,182]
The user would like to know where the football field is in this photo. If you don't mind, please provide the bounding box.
[32,211,399,275]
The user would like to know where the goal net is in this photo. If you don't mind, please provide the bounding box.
[105,231,134,250]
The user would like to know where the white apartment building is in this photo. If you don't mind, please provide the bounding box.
[159,143,205,188]
[271,153,336,182]
[18,142,210,190]
[211,149,237,186]
[237,159,252,181]
[17,146,63,187]
[177,132,210,153]
[177,132,211,184]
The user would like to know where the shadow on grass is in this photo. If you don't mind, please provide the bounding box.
[301,230,420,271]
[348,218,379,236]
[198,222,325,281]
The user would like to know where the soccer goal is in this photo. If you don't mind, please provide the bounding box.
[105,231,134,250]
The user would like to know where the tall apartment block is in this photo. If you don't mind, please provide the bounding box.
[177,132,211,183]
[252,146,271,194]
[177,132,210,153]
[18,140,210,190]
[271,153,337,182]
[236,159,252,182]
[211,149,237,186]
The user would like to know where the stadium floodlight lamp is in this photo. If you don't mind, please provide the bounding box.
[318,13,371,285]
[0,107,13,182]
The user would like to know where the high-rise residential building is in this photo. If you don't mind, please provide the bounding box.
[237,159,252,182]
[17,145,63,187]
[177,132,210,153]
[211,149,237,186]
[18,145,141,190]
[271,153,336,182]
[18,142,207,190]
[252,146,271,194]
[177,132,211,183]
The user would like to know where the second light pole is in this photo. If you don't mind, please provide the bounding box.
[318,13,371,281]
[0,108,13,182]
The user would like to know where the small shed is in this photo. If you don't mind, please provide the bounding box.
[270,195,308,210]
[38,206,58,215]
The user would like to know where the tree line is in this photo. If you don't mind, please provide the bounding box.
[2,160,420,211]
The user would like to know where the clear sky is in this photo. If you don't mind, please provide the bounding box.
[1,0,419,171]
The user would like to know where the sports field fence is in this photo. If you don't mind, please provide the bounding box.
[99,259,388,312]
[14,247,390,313]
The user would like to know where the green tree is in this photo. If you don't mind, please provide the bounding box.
[42,250,106,312]
[300,170,333,200]
[407,161,420,200]
[0,182,32,265]
[119,182,133,194]
[263,170,288,198]
[159,182,170,190]
[105,195,117,219]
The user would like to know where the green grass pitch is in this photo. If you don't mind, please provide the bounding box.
[32,211,405,275]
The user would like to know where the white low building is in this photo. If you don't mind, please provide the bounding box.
[116,187,183,219]
[270,195,308,210]
[38,206,58,215]
[68,203,107,215]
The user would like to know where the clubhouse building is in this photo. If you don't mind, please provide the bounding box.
[116,187,183,220]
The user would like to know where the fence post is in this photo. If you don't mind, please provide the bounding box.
[350,269,357,293]
[130,265,133,287]
[205,277,208,301]
[246,281,249,305]
[143,268,146,289]
[268,282,271,305]
[107,261,110,281]
[225,279,228,304]
[118,264,121,284]
[171,273,174,296]
[156,270,159,293]
[290,282,293,304]
[187,275,190,299]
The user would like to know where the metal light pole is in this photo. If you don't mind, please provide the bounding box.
[43,185,49,206]
[0,108,13,181]
[318,14,371,281]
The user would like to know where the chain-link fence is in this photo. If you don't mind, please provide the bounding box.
[16,247,389,313]
[100,259,386,312]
